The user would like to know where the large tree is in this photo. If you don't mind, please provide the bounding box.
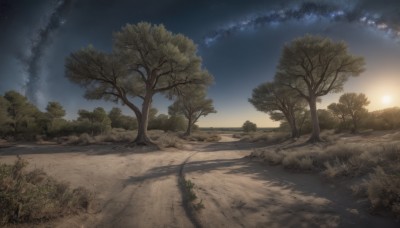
[275,35,365,142]
[168,88,216,136]
[337,93,369,133]
[66,22,212,145]
[249,82,306,138]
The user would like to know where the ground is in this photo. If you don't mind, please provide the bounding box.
[0,133,399,227]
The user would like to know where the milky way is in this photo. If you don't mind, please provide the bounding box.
[22,0,74,105]
[203,2,400,46]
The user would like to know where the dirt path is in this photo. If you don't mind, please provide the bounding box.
[0,136,398,227]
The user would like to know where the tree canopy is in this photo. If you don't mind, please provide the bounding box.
[249,82,306,138]
[275,35,365,142]
[65,22,212,145]
[168,87,216,135]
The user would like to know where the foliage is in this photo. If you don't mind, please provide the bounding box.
[65,22,212,145]
[148,113,187,132]
[242,120,257,132]
[3,91,42,140]
[249,81,307,138]
[108,107,137,130]
[0,157,92,225]
[275,35,365,142]
[77,107,111,135]
[46,102,66,119]
[327,93,369,133]
[169,87,216,135]
[252,141,400,217]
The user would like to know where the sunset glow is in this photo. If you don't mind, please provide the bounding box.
[382,95,393,105]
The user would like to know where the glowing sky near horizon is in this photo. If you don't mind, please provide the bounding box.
[1,0,400,128]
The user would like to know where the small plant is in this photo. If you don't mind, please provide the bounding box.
[185,180,197,201]
[0,157,93,226]
[183,179,205,211]
[193,200,205,211]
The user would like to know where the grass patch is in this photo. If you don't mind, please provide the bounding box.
[0,157,93,226]
[183,179,205,211]
[154,133,184,149]
[237,132,289,143]
[181,131,221,142]
[252,141,400,217]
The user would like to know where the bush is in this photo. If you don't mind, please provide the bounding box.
[242,120,257,132]
[0,157,92,225]
[155,133,184,149]
[361,167,400,217]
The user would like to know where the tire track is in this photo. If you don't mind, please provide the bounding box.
[178,151,202,228]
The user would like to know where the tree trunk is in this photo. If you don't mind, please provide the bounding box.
[132,96,153,146]
[287,117,298,138]
[352,115,358,134]
[185,121,192,136]
[307,96,322,143]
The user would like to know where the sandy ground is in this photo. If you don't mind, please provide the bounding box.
[0,134,399,228]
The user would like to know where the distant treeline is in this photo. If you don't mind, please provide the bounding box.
[0,90,188,141]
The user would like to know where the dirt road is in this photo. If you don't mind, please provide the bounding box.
[0,135,398,227]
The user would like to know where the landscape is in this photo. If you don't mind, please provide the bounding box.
[1,0,400,227]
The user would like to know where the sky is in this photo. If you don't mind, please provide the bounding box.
[1,0,400,127]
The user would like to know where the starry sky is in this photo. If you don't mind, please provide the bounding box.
[1,0,400,127]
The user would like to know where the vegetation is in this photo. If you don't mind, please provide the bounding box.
[275,35,365,142]
[0,157,92,225]
[252,138,400,217]
[65,22,212,145]
[329,93,369,133]
[242,120,257,132]
[108,107,137,130]
[249,81,306,138]
[169,86,216,136]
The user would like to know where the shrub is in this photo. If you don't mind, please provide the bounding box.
[242,120,257,132]
[182,132,221,142]
[363,167,400,217]
[155,133,184,149]
[0,157,93,225]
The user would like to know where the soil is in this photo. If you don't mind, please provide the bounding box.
[0,133,398,228]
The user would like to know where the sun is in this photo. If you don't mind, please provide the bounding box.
[382,95,392,105]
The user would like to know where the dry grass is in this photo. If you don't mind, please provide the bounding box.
[154,133,184,149]
[252,140,400,217]
[181,131,221,142]
[0,157,93,226]
[237,132,289,143]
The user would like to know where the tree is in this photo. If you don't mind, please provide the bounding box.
[249,82,306,138]
[380,107,400,130]
[108,107,138,130]
[65,22,212,145]
[275,35,365,142]
[4,90,40,138]
[46,102,66,119]
[327,102,348,131]
[337,93,369,133]
[168,88,216,136]
[242,120,257,132]
[77,107,111,135]
[0,96,11,137]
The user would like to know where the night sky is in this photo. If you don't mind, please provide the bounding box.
[1,0,400,127]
